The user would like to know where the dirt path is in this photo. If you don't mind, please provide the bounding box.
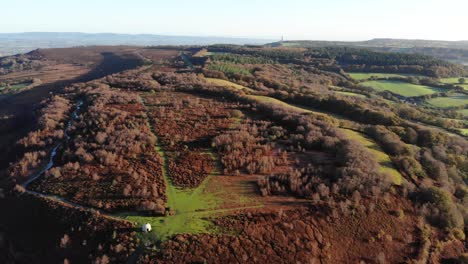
[20,100,131,223]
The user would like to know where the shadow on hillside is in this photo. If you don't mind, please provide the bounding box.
[0,52,143,177]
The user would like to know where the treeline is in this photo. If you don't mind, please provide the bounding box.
[306,47,466,77]
[204,61,343,94]
[0,54,43,75]
[206,45,466,78]
[213,121,286,175]
[208,45,304,61]
[206,62,252,77]
[270,91,400,126]
[104,69,161,91]
[250,101,390,199]
[363,124,467,232]
[210,53,276,65]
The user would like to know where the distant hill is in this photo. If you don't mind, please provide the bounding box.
[269,39,468,65]
[269,38,468,49]
[0,32,274,56]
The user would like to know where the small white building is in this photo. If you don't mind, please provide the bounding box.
[142,223,152,233]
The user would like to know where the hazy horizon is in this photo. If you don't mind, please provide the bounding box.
[1,32,467,43]
[2,0,467,41]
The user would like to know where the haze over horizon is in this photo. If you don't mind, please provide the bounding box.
[2,0,467,41]
[2,32,468,43]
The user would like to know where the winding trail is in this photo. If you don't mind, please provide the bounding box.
[21,100,129,223]
[19,89,263,246]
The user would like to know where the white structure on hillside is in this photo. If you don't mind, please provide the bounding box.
[142,223,152,233]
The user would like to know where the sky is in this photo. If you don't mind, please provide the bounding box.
[2,0,467,41]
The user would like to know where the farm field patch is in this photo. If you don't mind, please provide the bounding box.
[426,93,468,108]
[362,80,441,97]
[457,109,468,116]
[439,77,468,90]
[349,72,419,81]
[0,82,29,91]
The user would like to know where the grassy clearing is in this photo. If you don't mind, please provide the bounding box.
[336,91,367,98]
[349,72,417,81]
[204,77,254,92]
[362,80,441,97]
[342,129,403,185]
[123,95,261,243]
[457,109,468,116]
[439,77,466,84]
[426,94,468,108]
[125,148,262,242]
[459,128,468,136]
[439,77,468,90]
[123,144,222,242]
[0,83,29,91]
[124,178,221,242]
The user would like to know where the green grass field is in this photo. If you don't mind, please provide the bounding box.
[439,77,468,90]
[123,145,223,242]
[440,77,466,84]
[342,129,403,185]
[123,111,261,243]
[426,94,468,108]
[362,80,441,97]
[204,77,254,92]
[457,109,468,117]
[459,128,468,136]
[0,83,29,91]
[349,72,417,81]
[336,91,367,98]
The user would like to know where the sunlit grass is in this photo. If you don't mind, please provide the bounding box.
[438,77,468,90]
[426,94,468,108]
[349,72,418,81]
[204,77,254,92]
[362,80,441,97]
[122,92,262,243]
[457,109,468,117]
[336,91,367,98]
[342,129,403,185]
[0,83,29,91]
[458,128,468,136]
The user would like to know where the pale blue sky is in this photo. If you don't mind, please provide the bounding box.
[2,0,467,40]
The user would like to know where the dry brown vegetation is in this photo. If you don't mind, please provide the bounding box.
[27,84,167,214]
[1,46,467,263]
[139,197,422,264]
[145,91,240,187]
[9,95,71,180]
